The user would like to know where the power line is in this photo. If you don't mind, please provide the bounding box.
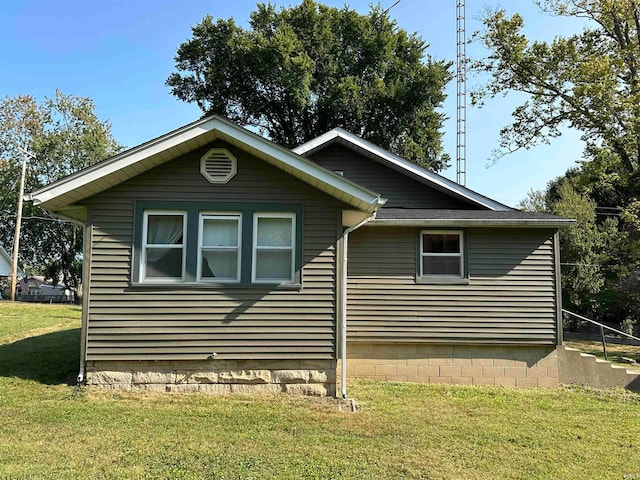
[383,0,402,15]
[0,176,20,213]
[0,212,71,223]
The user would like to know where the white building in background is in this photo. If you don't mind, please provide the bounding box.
[0,246,23,278]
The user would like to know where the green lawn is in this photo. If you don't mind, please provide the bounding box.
[1,302,640,479]
[0,301,81,343]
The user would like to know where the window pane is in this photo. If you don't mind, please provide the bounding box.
[147,215,183,245]
[145,247,183,278]
[202,218,238,247]
[255,250,292,281]
[257,217,292,247]
[423,234,460,254]
[201,250,238,280]
[422,256,461,276]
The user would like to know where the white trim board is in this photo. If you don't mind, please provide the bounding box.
[28,116,385,218]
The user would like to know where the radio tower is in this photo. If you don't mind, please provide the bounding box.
[456,0,467,186]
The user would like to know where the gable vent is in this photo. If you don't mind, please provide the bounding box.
[200,148,237,184]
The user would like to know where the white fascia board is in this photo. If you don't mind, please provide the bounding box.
[29,116,217,206]
[369,218,575,228]
[294,128,510,211]
[29,116,384,214]
[292,129,343,156]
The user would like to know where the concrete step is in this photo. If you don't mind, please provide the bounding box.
[558,345,640,392]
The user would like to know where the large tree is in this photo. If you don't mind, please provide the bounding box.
[0,91,122,293]
[166,0,452,171]
[475,1,640,330]
[472,0,640,174]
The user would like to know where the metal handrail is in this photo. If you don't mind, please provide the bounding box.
[562,309,640,361]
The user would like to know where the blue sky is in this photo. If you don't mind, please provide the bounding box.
[1,0,589,207]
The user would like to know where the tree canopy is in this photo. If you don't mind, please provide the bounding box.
[166,0,452,171]
[0,91,122,292]
[477,1,640,333]
[472,0,640,173]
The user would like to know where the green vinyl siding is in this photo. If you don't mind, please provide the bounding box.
[347,226,558,345]
[82,141,343,361]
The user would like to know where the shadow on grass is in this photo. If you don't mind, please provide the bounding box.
[0,328,80,385]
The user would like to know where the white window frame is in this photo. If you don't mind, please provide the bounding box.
[197,212,242,283]
[141,210,187,283]
[252,212,296,284]
[419,230,464,279]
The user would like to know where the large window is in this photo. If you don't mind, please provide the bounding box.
[141,211,186,282]
[252,213,295,283]
[198,213,241,283]
[419,230,464,279]
[134,202,302,286]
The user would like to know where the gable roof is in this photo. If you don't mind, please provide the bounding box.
[293,128,511,211]
[0,246,23,277]
[27,116,386,221]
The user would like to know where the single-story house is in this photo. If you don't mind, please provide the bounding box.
[27,116,572,396]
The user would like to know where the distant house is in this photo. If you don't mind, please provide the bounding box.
[17,276,75,303]
[28,116,572,396]
[0,246,24,299]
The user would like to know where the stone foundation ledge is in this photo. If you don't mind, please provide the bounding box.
[85,360,336,397]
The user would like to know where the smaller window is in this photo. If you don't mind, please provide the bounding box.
[142,211,186,282]
[198,213,242,283]
[252,213,295,284]
[420,230,464,278]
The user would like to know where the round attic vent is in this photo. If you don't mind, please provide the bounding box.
[200,148,237,184]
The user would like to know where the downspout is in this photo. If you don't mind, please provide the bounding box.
[77,215,92,384]
[341,212,377,399]
[77,223,88,383]
[553,231,563,346]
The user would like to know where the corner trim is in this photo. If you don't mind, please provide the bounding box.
[554,231,564,345]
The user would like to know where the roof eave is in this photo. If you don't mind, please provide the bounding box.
[29,116,383,215]
[369,218,576,228]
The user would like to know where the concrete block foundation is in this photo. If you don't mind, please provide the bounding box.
[342,343,559,388]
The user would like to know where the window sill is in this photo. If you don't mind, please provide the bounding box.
[128,282,303,291]
[415,277,470,285]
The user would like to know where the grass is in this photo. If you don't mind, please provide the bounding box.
[0,301,81,343]
[565,339,640,371]
[1,303,640,479]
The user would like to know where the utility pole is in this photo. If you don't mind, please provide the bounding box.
[9,147,33,301]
